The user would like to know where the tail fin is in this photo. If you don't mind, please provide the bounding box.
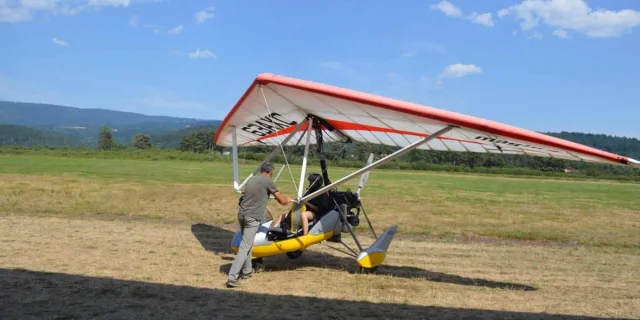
[356,225,397,269]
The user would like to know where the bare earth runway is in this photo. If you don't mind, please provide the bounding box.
[1,215,638,319]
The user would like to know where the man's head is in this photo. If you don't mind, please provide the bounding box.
[259,162,275,177]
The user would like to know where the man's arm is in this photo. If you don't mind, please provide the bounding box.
[273,191,292,205]
[266,179,291,205]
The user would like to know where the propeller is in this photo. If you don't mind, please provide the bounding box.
[356,153,374,199]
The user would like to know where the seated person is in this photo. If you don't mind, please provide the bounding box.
[271,173,331,235]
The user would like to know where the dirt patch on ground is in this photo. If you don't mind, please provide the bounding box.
[392,232,583,248]
[1,215,638,319]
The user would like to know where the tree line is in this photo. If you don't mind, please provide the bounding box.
[4,124,640,180]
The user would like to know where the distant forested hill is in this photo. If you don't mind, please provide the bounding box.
[0,101,205,126]
[0,101,220,146]
[545,131,640,160]
[154,125,218,148]
[0,124,79,147]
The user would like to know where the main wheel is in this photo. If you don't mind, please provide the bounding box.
[286,250,303,259]
[251,258,265,273]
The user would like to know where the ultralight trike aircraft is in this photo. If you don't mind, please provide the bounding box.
[213,73,639,273]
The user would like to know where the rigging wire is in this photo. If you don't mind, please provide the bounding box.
[238,85,355,197]
[260,85,299,194]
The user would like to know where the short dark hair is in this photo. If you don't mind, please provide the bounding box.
[306,173,322,193]
[260,162,274,173]
[308,173,321,182]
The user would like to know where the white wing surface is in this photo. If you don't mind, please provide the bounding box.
[214,73,638,168]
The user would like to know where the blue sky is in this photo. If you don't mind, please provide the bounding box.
[1,0,639,138]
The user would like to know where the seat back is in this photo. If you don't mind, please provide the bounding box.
[287,202,306,233]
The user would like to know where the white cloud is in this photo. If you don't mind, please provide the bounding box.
[195,6,214,24]
[497,0,640,38]
[21,0,62,10]
[87,0,130,7]
[168,24,183,35]
[1,0,156,23]
[497,8,510,19]
[439,63,482,79]
[129,17,182,35]
[431,1,494,27]
[430,1,461,17]
[52,37,69,46]
[553,28,569,38]
[0,5,31,22]
[471,12,494,26]
[188,49,215,59]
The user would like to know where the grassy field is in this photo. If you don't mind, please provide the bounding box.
[2,154,639,247]
[1,154,639,319]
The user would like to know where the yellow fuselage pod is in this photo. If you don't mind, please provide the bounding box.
[241,229,334,258]
[231,209,343,259]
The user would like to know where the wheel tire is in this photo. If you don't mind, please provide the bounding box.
[359,266,377,274]
[251,258,265,273]
[286,250,303,259]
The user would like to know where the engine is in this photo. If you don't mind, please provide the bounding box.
[331,189,361,227]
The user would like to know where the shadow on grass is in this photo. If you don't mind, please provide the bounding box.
[1,268,628,320]
[190,223,236,260]
[191,223,537,292]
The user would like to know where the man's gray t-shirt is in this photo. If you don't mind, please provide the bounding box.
[238,175,279,222]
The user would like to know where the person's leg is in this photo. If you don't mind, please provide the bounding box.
[301,211,315,235]
[270,214,284,228]
[241,216,260,276]
[227,216,257,284]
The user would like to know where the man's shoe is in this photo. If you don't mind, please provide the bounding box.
[226,280,240,288]
[241,267,256,279]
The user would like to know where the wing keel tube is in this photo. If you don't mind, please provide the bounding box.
[301,125,456,203]
[356,225,398,269]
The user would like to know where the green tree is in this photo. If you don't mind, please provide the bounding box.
[180,130,215,153]
[132,134,152,149]
[98,126,115,150]
[353,142,374,161]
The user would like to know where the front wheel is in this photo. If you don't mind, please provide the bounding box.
[286,250,303,259]
[358,266,378,274]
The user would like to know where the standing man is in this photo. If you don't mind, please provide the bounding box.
[226,161,291,288]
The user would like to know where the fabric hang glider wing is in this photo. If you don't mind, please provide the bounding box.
[213,73,639,168]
